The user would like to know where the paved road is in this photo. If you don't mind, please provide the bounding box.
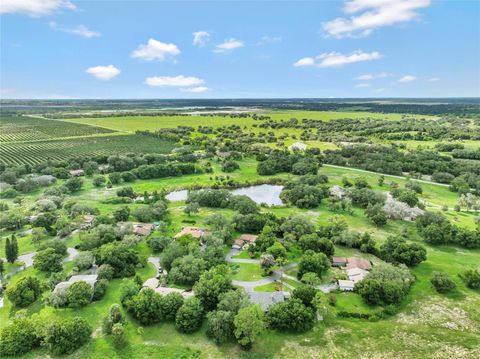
[226,248,261,264]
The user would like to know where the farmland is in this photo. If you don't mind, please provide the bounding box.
[0,101,479,359]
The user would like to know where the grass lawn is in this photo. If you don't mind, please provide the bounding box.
[230,262,263,281]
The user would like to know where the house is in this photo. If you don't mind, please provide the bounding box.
[346,257,372,271]
[330,185,345,199]
[174,226,209,239]
[149,285,194,299]
[232,234,258,249]
[346,267,369,283]
[54,274,98,293]
[69,169,85,177]
[248,291,291,311]
[133,223,155,236]
[288,142,307,151]
[338,280,355,291]
[82,214,95,228]
[332,256,348,267]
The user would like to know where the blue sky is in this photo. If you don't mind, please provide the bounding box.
[1,0,479,99]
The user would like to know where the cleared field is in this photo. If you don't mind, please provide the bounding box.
[0,134,176,166]
[62,110,436,133]
[0,115,115,142]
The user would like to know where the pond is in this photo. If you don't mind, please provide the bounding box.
[231,184,284,206]
[166,184,285,206]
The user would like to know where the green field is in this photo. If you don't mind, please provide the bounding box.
[0,133,175,166]
[0,115,115,142]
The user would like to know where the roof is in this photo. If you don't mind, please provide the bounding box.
[332,256,348,263]
[152,286,194,298]
[239,234,258,243]
[69,169,85,176]
[83,214,95,224]
[289,142,307,151]
[133,223,155,236]
[53,274,98,293]
[338,280,355,289]
[174,226,208,239]
[143,278,159,289]
[346,257,372,270]
[347,268,369,283]
[248,291,290,311]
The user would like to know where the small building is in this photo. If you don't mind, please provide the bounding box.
[330,185,345,199]
[332,256,348,267]
[248,291,291,311]
[346,267,369,283]
[338,280,355,291]
[133,223,155,236]
[54,274,98,293]
[289,142,307,151]
[174,226,209,239]
[151,286,194,299]
[232,234,258,249]
[69,169,85,177]
[82,214,95,228]
[346,257,372,271]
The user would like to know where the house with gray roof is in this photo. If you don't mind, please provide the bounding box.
[248,291,290,311]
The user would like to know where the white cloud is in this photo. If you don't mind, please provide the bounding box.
[258,35,282,45]
[323,0,431,38]
[192,31,210,46]
[49,22,100,38]
[354,72,390,80]
[182,86,209,93]
[355,83,371,88]
[294,51,381,68]
[398,75,416,83]
[214,38,245,53]
[293,57,316,67]
[86,65,121,80]
[428,76,439,82]
[0,0,75,16]
[132,39,181,61]
[144,75,205,87]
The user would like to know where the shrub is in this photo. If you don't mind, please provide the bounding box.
[431,271,456,293]
[44,317,92,355]
[265,298,315,332]
[93,279,109,300]
[128,288,164,325]
[459,268,480,289]
[5,276,42,307]
[0,317,38,356]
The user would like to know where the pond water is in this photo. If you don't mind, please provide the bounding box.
[165,189,189,201]
[166,184,285,206]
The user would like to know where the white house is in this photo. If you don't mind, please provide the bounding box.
[338,280,355,291]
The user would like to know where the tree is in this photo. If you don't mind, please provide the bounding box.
[169,255,207,285]
[5,276,42,307]
[116,186,135,198]
[301,272,321,286]
[299,234,335,256]
[194,265,232,311]
[113,206,130,222]
[297,250,330,279]
[102,304,125,334]
[280,215,315,241]
[175,297,204,333]
[260,253,276,275]
[356,263,415,305]
[312,292,335,324]
[147,236,171,253]
[0,317,38,356]
[228,195,258,215]
[459,268,480,289]
[265,298,315,332]
[96,242,139,278]
[127,288,164,325]
[266,241,287,260]
[379,236,427,267]
[44,317,92,355]
[161,292,184,321]
[74,251,94,270]
[5,235,18,263]
[217,289,250,314]
[206,310,235,344]
[292,285,318,307]
[31,227,47,244]
[365,204,388,227]
[67,281,93,308]
[431,271,456,293]
[65,177,83,193]
[33,248,63,273]
[234,305,264,350]
[161,242,188,271]
[111,323,126,347]
[184,201,200,216]
[0,258,4,278]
